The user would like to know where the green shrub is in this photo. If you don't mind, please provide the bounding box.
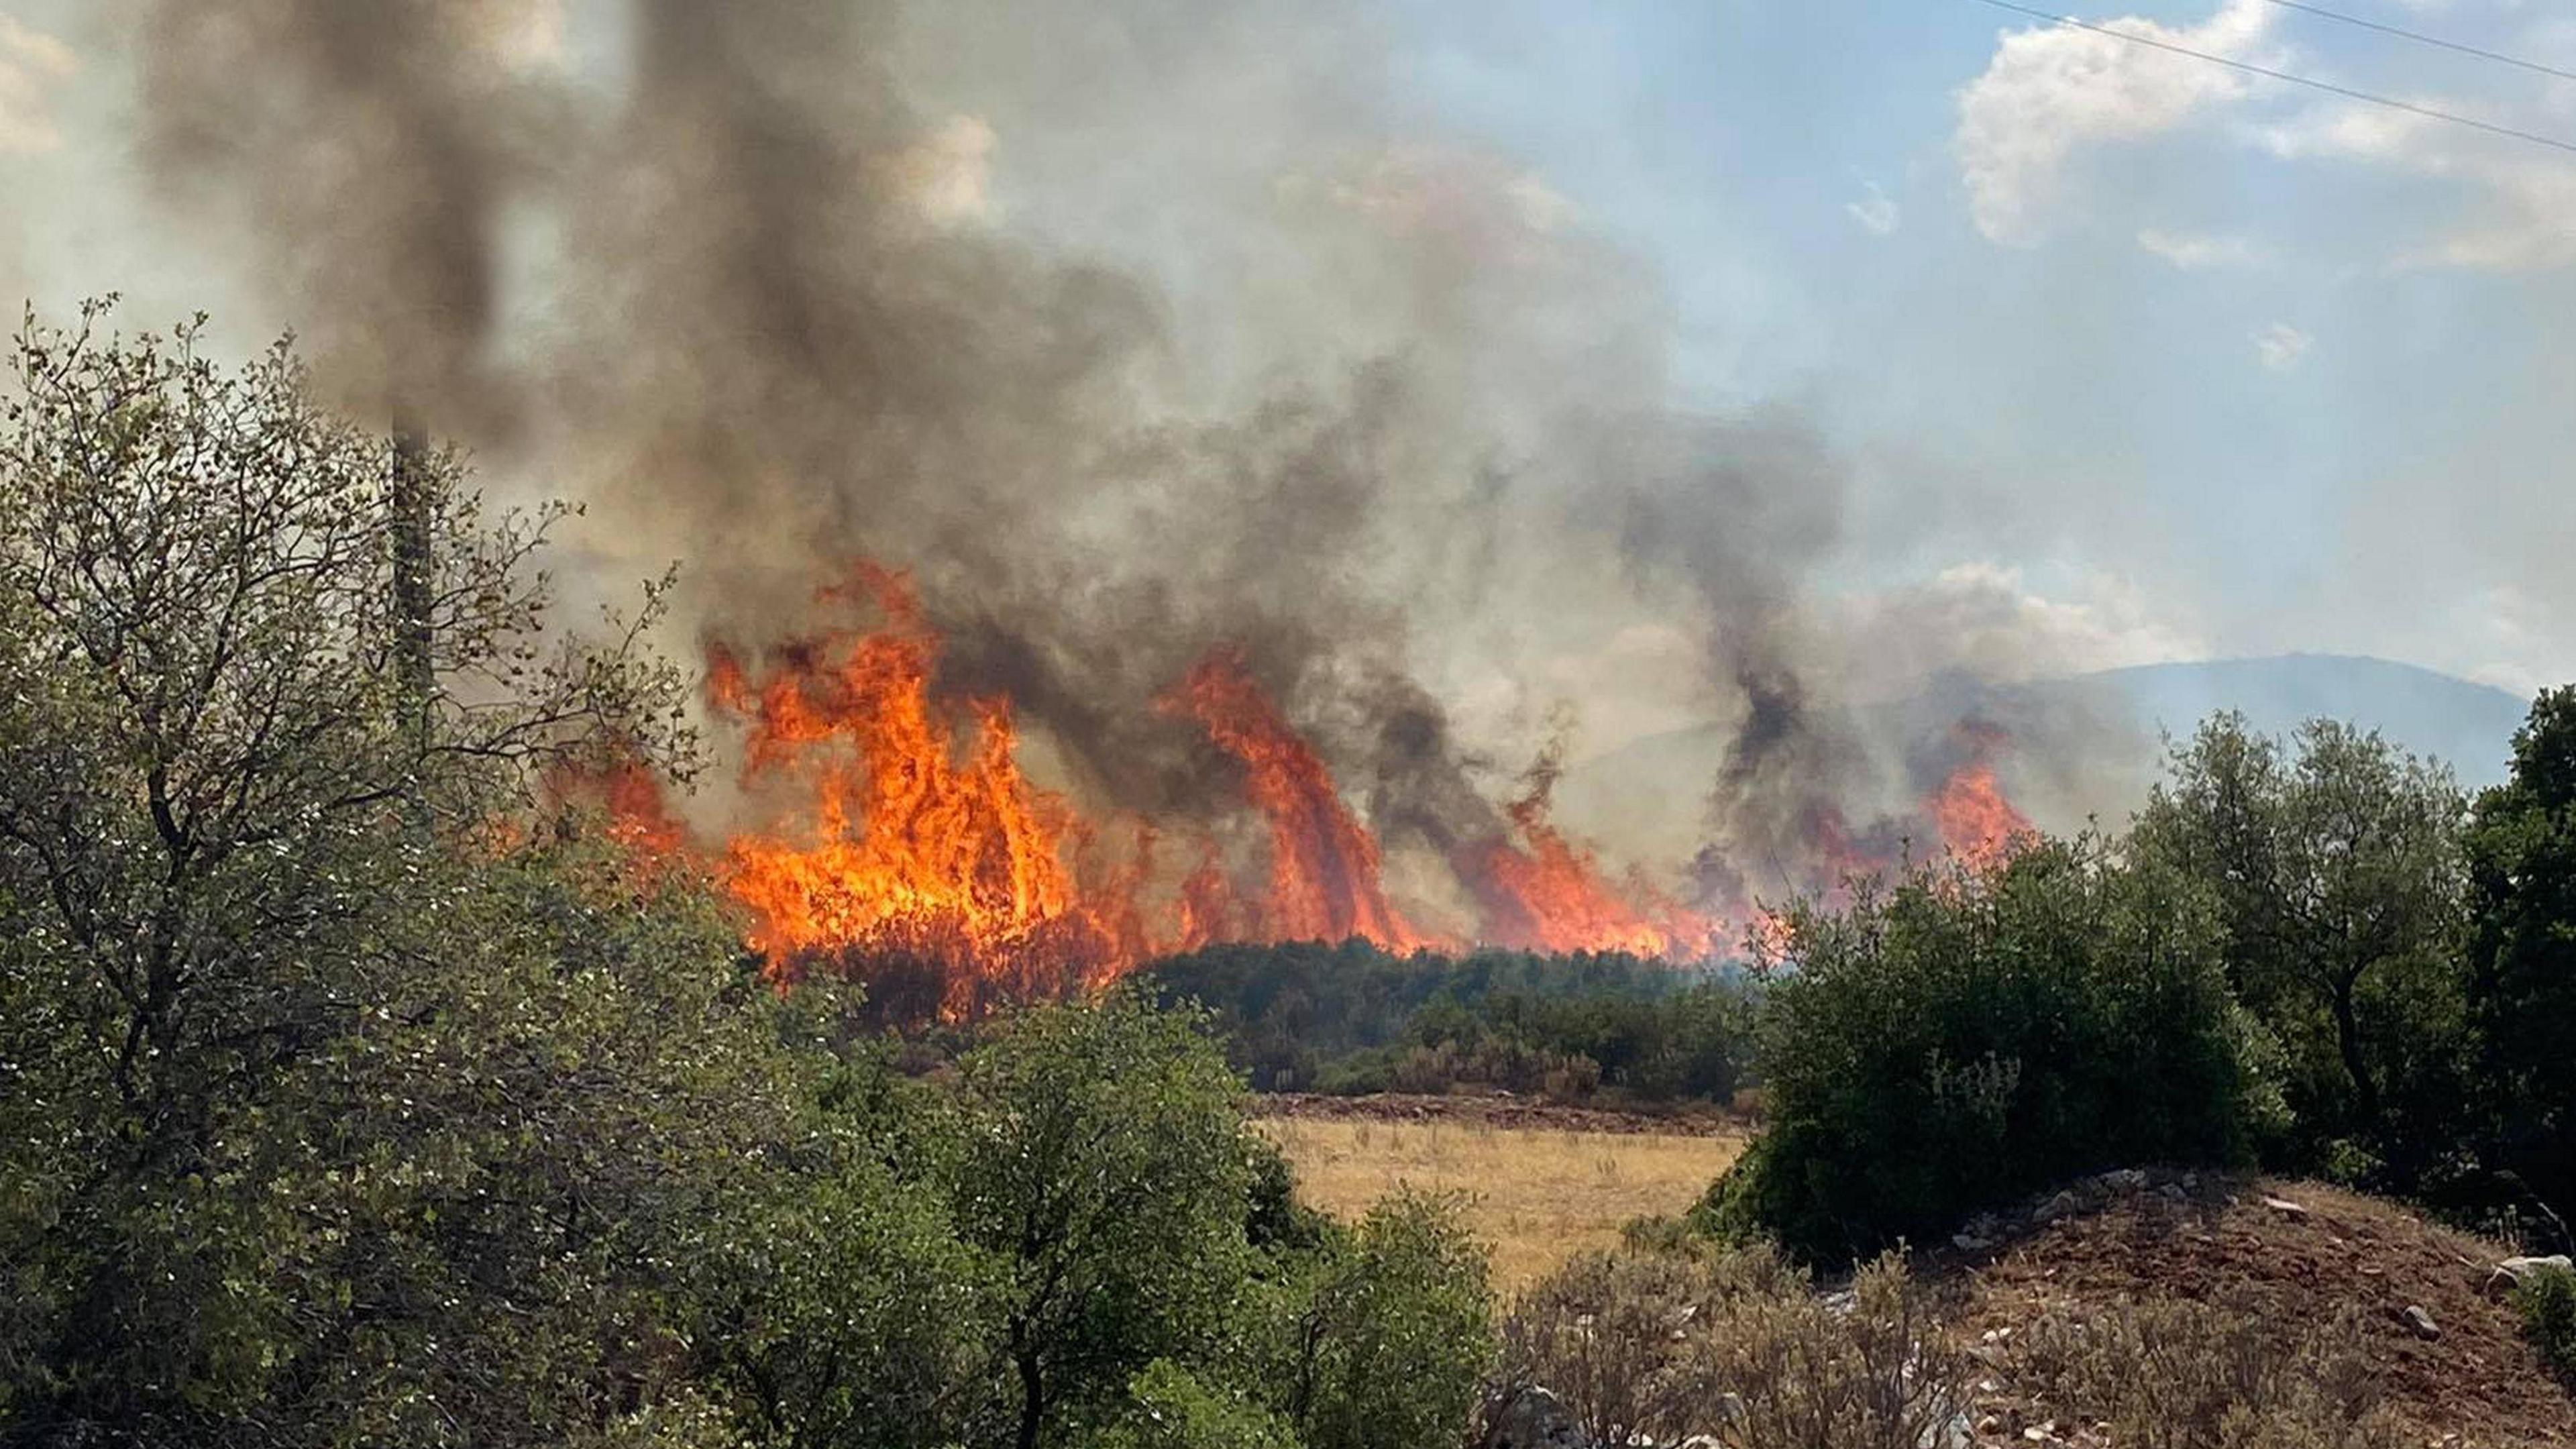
[2516,1264,2576,1385]
[1697,837,2273,1263]
[943,991,1259,1446]
[2134,714,2476,1198]
[1281,1191,1495,1449]
[2467,688,2576,1245]
[1146,943,1756,1104]
[1101,1361,1293,1449]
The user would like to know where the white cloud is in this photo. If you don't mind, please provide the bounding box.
[0,15,76,156]
[1957,1,2576,272]
[2253,321,2312,371]
[1847,180,1901,237]
[2258,103,2576,272]
[1955,0,2274,244]
[2137,227,2268,269]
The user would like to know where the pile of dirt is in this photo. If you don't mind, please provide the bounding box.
[1939,1173,2572,1446]
[1251,1089,1739,1137]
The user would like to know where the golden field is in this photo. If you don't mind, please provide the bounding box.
[1255,1107,1748,1295]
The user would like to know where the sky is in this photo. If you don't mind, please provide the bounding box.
[1360,0,2576,697]
[3,0,2573,712]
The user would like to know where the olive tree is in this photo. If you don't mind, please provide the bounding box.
[945,992,1258,1449]
[2132,713,2473,1185]
[2465,687,2576,1246]
[0,304,768,1445]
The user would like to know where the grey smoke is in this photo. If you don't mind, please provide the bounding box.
[119,0,2061,914]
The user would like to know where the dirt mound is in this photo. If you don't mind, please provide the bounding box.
[1252,1090,1739,1137]
[1941,1173,2572,1446]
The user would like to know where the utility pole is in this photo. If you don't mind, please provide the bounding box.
[390,419,436,763]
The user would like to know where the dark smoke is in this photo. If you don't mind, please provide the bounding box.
[121,0,2058,914]
[133,0,560,427]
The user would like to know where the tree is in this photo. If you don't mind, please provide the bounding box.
[945,991,1258,1449]
[2464,688,2576,1246]
[685,1028,998,1449]
[0,305,771,1444]
[1279,1191,1493,1449]
[2132,714,2474,1185]
[1697,837,2266,1263]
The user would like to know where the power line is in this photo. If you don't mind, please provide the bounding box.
[1969,0,2576,157]
[2258,1,2576,87]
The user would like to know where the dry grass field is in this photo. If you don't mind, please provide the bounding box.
[1256,1103,1748,1294]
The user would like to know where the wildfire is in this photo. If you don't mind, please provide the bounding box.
[704,565,1138,1006]
[1461,765,1721,959]
[1927,721,2033,869]
[1161,648,1436,954]
[571,564,2035,1015]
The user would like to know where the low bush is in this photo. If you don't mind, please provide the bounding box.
[1283,1191,1494,1449]
[2006,1291,2396,1448]
[1492,1244,1965,1449]
[2516,1263,2576,1386]
[1102,1361,1292,1449]
[1695,838,2276,1263]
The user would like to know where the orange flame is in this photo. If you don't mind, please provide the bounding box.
[1163,647,1435,953]
[564,564,2039,1015]
[1927,722,2033,869]
[1462,773,1722,959]
[706,566,1136,1007]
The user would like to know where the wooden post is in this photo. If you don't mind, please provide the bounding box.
[390,421,435,759]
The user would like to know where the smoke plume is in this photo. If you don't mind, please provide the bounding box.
[122,0,2066,929]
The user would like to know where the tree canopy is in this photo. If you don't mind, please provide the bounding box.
[0,309,1496,1448]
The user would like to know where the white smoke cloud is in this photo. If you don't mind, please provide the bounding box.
[1830,560,2203,696]
[881,113,1000,226]
[1955,0,2273,244]
[470,0,568,70]
[0,15,76,156]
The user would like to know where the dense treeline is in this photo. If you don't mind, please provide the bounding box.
[0,315,1491,1448]
[1144,943,1758,1104]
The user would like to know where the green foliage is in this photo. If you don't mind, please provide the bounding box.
[1243,1133,1336,1255]
[0,309,1501,1449]
[2133,714,2474,1191]
[2465,688,2576,1242]
[0,307,719,1445]
[2515,1265,2576,1385]
[945,990,1260,1449]
[1699,838,2268,1263]
[686,1051,991,1449]
[1283,1191,1493,1449]
[1147,940,1756,1104]
[1099,1360,1293,1449]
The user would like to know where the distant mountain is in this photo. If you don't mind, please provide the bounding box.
[1553,655,2534,859]
[2012,655,2530,786]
